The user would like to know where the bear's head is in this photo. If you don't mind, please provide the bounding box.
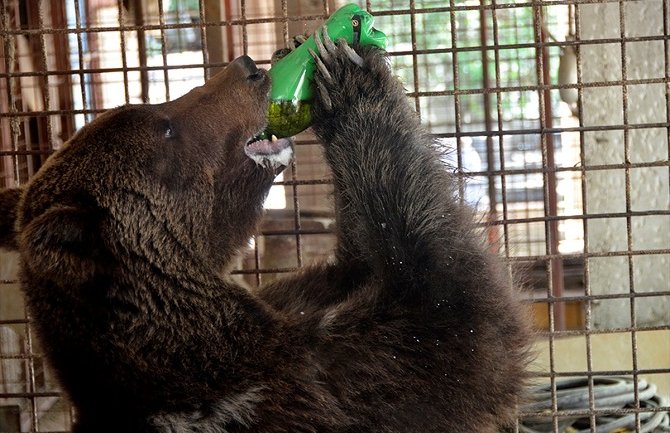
[1,55,292,286]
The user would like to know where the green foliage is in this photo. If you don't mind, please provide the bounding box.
[167,0,201,13]
[368,2,561,128]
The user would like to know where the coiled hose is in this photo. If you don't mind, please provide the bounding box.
[519,377,670,433]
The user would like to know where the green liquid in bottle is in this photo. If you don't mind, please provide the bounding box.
[266,100,313,138]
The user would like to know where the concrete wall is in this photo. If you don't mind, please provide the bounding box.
[580,0,670,329]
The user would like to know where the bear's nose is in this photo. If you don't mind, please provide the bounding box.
[232,55,258,75]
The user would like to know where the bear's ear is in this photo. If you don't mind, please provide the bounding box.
[20,205,108,285]
[0,188,23,251]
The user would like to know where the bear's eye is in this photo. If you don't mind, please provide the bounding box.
[163,120,175,139]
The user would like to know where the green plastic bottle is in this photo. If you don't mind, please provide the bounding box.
[264,4,387,138]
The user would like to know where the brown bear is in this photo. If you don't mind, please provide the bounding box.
[0,31,530,433]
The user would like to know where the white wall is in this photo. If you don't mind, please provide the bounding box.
[580,0,670,329]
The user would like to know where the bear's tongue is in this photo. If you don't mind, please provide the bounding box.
[246,135,285,154]
[244,135,293,168]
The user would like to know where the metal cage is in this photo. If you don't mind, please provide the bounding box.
[0,0,668,431]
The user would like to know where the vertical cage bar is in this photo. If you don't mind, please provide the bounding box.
[240,0,248,54]
[36,0,53,150]
[479,1,499,247]
[536,5,566,332]
[73,0,89,123]
[116,0,130,104]
[279,0,303,268]
[198,0,210,81]
[157,0,170,101]
[665,0,670,205]
[24,308,39,431]
[531,2,559,431]
[489,4,517,427]
[2,0,21,185]
[133,0,150,103]
[617,2,641,431]
[490,0,512,282]
[280,0,289,47]
[449,0,464,195]
[545,34,565,332]
[519,8,534,255]
[408,0,420,115]
[222,0,235,63]
[572,3,597,431]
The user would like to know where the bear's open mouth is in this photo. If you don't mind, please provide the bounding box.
[244,133,293,168]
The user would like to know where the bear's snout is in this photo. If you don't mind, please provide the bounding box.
[230,55,267,84]
[233,55,258,75]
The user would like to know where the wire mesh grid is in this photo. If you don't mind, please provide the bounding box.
[0,0,669,432]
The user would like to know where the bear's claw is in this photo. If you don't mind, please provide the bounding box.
[313,29,332,66]
[310,26,365,112]
[309,48,333,84]
[313,26,364,68]
[321,26,337,53]
[340,43,364,68]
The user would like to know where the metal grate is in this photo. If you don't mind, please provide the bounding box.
[0,0,669,432]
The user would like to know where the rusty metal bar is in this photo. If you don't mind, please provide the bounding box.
[1,0,21,186]
[572,0,598,428]
[133,0,149,103]
[618,3,642,432]
[157,0,170,100]
[36,0,53,154]
[409,0,420,114]
[449,0,464,200]
[116,0,130,103]
[197,0,209,80]
[480,1,499,250]
[72,0,90,123]
[240,0,247,54]
[533,2,566,334]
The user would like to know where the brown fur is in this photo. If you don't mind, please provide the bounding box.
[0,46,530,432]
